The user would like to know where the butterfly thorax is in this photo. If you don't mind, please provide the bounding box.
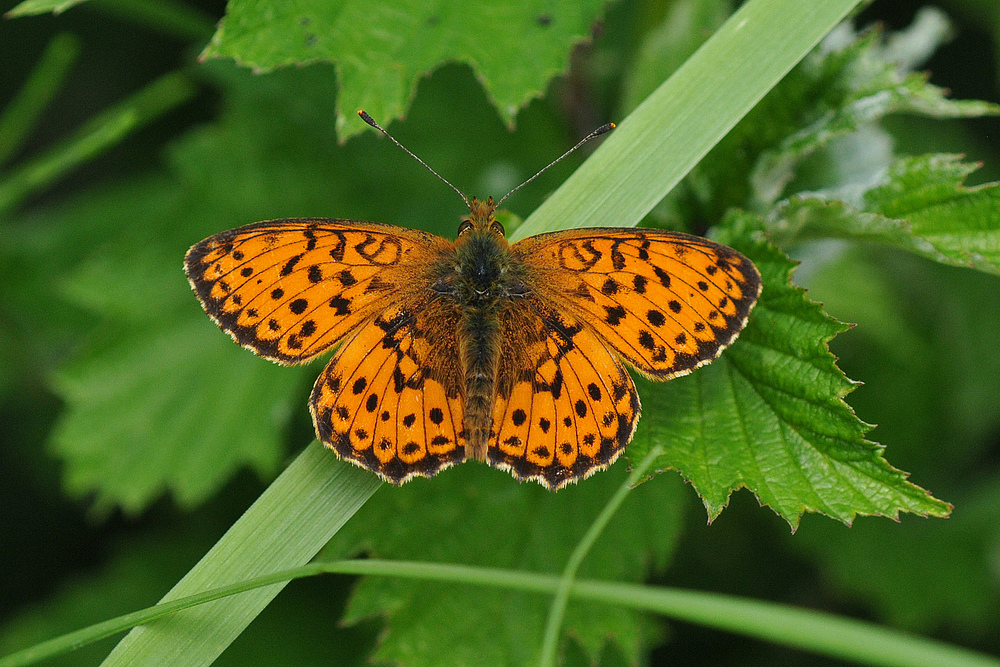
[442,198,528,461]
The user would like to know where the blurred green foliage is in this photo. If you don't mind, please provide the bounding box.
[2,0,999,665]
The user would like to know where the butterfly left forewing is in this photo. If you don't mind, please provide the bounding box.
[512,228,761,380]
[184,218,452,364]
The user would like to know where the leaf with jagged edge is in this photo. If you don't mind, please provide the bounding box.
[200,0,607,140]
[626,212,951,529]
[772,154,1000,274]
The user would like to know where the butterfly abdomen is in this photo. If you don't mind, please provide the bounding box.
[459,303,502,461]
[454,228,513,461]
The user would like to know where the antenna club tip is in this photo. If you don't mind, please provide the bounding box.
[358,110,377,127]
[596,122,616,135]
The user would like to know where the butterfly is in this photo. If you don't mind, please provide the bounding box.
[184,113,761,490]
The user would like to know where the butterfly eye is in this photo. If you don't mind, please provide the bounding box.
[457,220,474,236]
[490,220,505,236]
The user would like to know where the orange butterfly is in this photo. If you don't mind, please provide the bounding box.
[185,113,761,490]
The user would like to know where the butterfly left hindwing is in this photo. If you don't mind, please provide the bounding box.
[487,297,640,490]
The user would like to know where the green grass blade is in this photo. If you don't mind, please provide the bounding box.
[3,0,83,18]
[90,0,216,42]
[0,70,195,216]
[537,446,662,667]
[99,442,381,666]
[0,32,78,168]
[574,579,1000,667]
[512,0,863,240]
[8,558,997,667]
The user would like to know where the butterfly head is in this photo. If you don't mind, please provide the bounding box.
[457,196,506,241]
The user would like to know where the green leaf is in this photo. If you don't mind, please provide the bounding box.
[200,0,607,140]
[321,463,685,666]
[50,317,304,513]
[750,20,1000,209]
[772,155,1000,274]
[626,212,951,528]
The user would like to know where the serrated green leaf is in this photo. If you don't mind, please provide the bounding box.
[749,19,999,208]
[321,464,685,666]
[772,155,1000,274]
[200,0,606,140]
[627,212,951,528]
[866,155,1000,272]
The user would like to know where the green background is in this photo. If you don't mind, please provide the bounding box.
[1,0,999,665]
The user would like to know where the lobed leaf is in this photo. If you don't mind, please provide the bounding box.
[200,0,606,140]
[627,212,951,528]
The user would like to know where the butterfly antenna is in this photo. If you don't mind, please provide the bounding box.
[358,110,471,210]
[495,122,615,208]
